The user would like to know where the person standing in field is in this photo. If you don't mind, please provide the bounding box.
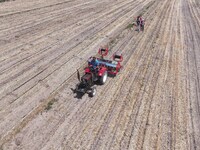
[140,17,145,31]
[136,15,141,31]
[136,15,145,32]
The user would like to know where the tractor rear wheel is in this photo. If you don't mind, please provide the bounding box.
[99,71,108,85]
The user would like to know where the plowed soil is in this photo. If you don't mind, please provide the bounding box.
[0,0,200,149]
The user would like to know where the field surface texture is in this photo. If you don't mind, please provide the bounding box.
[0,0,200,149]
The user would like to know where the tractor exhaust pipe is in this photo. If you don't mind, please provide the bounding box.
[77,69,81,81]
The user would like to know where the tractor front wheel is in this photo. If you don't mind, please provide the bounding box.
[89,87,96,97]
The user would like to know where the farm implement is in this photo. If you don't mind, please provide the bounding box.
[75,48,123,97]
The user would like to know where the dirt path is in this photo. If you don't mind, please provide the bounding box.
[0,0,200,149]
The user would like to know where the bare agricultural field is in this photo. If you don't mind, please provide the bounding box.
[0,0,200,149]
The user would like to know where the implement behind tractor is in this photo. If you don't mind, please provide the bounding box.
[75,48,123,97]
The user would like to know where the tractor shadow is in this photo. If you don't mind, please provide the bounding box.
[135,28,140,32]
[71,88,94,99]
[70,88,84,99]
[108,74,116,78]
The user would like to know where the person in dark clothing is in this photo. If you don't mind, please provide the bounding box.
[140,18,145,31]
[136,16,141,26]
[136,15,145,32]
[88,57,100,81]
[88,57,99,70]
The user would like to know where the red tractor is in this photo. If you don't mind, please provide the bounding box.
[76,48,123,97]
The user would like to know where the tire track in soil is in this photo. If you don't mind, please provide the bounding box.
[146,0,179,149]
[110,0,178,149]
[153,0,188,149]
[115,0,173,149]
[125,6,173,150]
[182,0,200,149]
[149,0,188,149]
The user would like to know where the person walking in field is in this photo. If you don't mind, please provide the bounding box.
[136,15,141,31]
[140,17,145,31]
[136,15,145,32]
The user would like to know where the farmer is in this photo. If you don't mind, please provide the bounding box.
[140,17,145,31]
[88,57,100,80]
[136,15,141,26]
[88,57,99,70]
[136,15,145,32]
